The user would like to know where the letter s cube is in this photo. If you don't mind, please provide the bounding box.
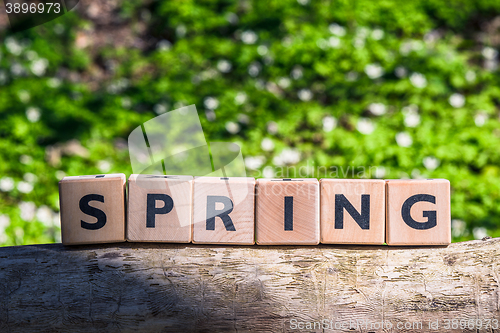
[386,179,451,245]
[59,174,126,245]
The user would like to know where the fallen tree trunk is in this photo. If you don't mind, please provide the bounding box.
[0,239,499,332]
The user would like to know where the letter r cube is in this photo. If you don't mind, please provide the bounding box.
[386,179,451,245]
[59,174,126,245]
[192,177,255,244]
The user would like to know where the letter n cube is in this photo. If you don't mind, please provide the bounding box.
[59,174,126,245]
[127,174,193,242]
[386,179,451,245]
[192,177,255,244]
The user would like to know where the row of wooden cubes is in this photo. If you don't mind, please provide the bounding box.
[59,174,451,246]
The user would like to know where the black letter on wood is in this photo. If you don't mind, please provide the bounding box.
[284,196,293,231]
[80,194,107,230]
[335,194,370,229]
[401,194,437,230]
[206,196,235,231]
[147,194,174,228]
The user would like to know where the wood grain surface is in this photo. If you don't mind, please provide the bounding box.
[1,238,498,332]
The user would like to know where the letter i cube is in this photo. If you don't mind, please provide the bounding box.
[127,174,193,242]
[256,179,319,245]
[386,179,451,245]
[192,177,255,244]
[59,174,126,245]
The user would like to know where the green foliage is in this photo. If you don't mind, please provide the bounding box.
[1,0,500,244]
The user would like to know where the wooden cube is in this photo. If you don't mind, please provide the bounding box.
[386,179,451,246]
[192,177,255,244]
[59,174,126,245]
[256,179,319,245]
[320,179,385,244]
[127,174,193,243]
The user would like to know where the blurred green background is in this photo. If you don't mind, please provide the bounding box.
[1,0,500,245]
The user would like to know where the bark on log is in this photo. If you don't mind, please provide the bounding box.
[1,239,500,333]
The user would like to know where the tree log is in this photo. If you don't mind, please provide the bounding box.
[1,239,500,332]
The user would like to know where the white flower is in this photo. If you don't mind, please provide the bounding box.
[396,132,412,147]
[0,70,7,85]
[263,166,274,178]
[0,214,10,230]
[156,40,172,51]
[364,64,384,79]
[11,63,25,77]
[248,62,261,77]
[245,156,265,170]
[225,12,238,24]
[291,66,303,80]
[353,38,365,49]
[273,148,301,166]
[237,113,250,124]
[395,66,407,78]
[297,0,309,5]
[55,170,66,180]
[371,28,384,40]
[47,77,61,88]
[297,89,312,101]
[410,72,427,88]
[204,96,219,110]
[23,173,37,183]
[475,112,488,127]
[451,219,466,238]
[234,92,247,105]
[5,37,23,55]
[30,58,49,76]
[20,155,33,164]
[465,70,476,82]
[449,93,465,108]
[257,45,268,56]
[267,121,278,134]
[482,47,498,60]
[368,103,386,116]
[25,50,38,61]
[154,103,167,114]
[19,201,36,221]
[329,36,340,48]
[0,177,15,192]
[18,90,30,103]
[345,71,358,82]
[316,38,328,49]
[404,112,420,127]
[374,167,386,179]
[473,227,488,240]
[26,107,41,122]
[36,206,53,226]
[217,60,232,73]
[241,30,258,44]
[423,156,439,171]
[357,118,375,135]
[322,116,337,132]
[329,23,346,36]
[205,110,216,121]
[225,121,240,134]
[278,77,291,89]
[176,25,187,38]
[17,181,33,193]
[98,160,111,172]
[261,138,275,151]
